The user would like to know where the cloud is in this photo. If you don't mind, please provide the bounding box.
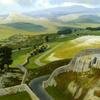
[61,2,95,8]
[17,0,34,7]
[0,0,99,14]
[33,0,55,10]
[49,0,100,5]
[0,0,16,5]
[33,0,96,10]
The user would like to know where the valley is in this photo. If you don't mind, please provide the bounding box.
[0,2,100,100]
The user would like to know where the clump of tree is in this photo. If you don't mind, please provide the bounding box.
[44,36,49,42]
[0,46,13,72]
[57,28,73,35]
[57,27,81,35]
[86,27,100,31]
[31,42,48,56]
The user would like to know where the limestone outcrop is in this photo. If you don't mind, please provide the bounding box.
[43,48,100,88]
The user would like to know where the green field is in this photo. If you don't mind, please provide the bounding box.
[0,22,100,40]
[11,48,32,67]
[3,25,99,69]
[46,86,70,100]
[10,30,100,69]
[0,25,41,40]
[26,54,42,69]
[39,31,100,64]
[0,92,32,100]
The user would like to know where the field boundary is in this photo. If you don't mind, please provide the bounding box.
[0,84,39,100]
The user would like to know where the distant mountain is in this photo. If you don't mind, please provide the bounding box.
[0,5,100,40]
[0,12,58,38]
[67,15,100,24]
[24,6,100,25]
[0,12,35,24]
[1,6,100,25]
[26,6,100,18]
[2,22,47,32]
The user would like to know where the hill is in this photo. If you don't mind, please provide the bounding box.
[67,15,100,24]
[45,48,100,100]
[26,6,100,18]
[0,6,100,40]
[2,22,47,32]
[55,35,100,57]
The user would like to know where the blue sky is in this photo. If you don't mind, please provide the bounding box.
[0,0,100,15]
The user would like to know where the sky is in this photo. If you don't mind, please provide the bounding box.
[0,0,100,15]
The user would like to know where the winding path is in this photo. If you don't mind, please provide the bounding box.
[29,75,53,100]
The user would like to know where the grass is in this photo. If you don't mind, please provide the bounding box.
[10,48,32,67]
[0,91,32,100]
[46,72,77,100]
[54,42,100,59]
[46,69,100,100]
[27,59,71,83]
[41,32,100,63]
[0,25,41,40]
[4,22,46,32]
[39,42,59,63]
[45,72,74,100]
[26,54,42,69]
[38,41,79,64]
[38,34,77,64]
[26,42,59,69]
[46,86,70,100]
[9,29,100,69]
[37,33,82,63]
[10,42,57,68]
[10,32,100,69]
[0,21,100,40]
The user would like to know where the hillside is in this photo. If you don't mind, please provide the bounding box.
[26,6,100,18]
[53,35,100,59]
[68,15,100,24]
[45,48,100,100]
[2,22,47,32]
[0,11,100,40]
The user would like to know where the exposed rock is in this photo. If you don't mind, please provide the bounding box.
[43,48,100,100]
[43,48,100,88]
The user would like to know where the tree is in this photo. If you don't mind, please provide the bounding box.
[0,46,13,71]
[57,28,73,35]
[18,47,21,51]
[44,36,49,42]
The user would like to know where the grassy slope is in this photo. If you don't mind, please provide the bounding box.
[46,86,69,100]
[11,48,32,67]
[10,30,100,68]
[0,25,44,40]
[0,21,100,40]
[25,42,59,69]
[10,42,58,69]
[46,69,100,100]
[27,58,71,82]
[26,54,42,69]
[0,91,32,100]
[3,22,46,32]
[40,31,100,64]
[38,34,77,64]
[54,42,100,59]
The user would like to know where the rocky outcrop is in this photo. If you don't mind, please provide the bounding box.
[43,48,100,88]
